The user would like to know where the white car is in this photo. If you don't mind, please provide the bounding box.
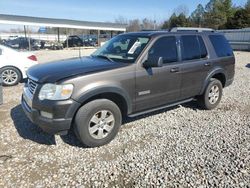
[0,44,38,86]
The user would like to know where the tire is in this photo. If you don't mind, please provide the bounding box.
[0,67,22,86]
[74,99,122,147]
[198,78,223,110]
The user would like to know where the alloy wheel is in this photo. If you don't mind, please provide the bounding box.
[2,69,18,85]
[88,110,115,140]
[208,85,220,104]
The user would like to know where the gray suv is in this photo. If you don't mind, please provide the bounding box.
[22,29,235,147]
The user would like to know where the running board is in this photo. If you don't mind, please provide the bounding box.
[128,98,194,118]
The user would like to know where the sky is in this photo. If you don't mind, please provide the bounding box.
[0,0,247,31]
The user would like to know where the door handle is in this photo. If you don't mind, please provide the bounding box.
[170,67,179,73]
[204,62,211,66]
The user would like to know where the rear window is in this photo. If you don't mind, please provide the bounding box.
[209,35,233,57]
[181,35,208,61]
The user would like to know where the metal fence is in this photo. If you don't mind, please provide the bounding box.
[219,28,250,51]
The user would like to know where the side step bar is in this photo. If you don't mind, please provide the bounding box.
[128,98,194,118]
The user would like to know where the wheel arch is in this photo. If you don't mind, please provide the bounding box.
[0,65,23,78]
[200,68,227,95]
[75,87,132,116]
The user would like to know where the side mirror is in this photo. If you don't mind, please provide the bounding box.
[143,55,163,68]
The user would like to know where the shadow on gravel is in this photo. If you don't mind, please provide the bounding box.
[60,129,84,148]
[246,64,250,68]
[11,105,56,145]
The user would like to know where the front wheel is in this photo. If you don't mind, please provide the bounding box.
[74,99,122,147]
[198,78,223,110]
[0,67,22,86]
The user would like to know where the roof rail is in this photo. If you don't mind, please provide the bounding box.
[170,27,215,32]
[140,29,168,32]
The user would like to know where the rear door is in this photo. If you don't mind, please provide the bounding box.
[179,35,212,99]
[135,36,182,112]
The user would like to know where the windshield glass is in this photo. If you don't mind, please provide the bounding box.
[92,35,150,63]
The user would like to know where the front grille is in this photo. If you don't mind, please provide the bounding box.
[27,79,38,95]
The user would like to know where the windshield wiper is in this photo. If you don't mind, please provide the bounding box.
[92,55,114,62]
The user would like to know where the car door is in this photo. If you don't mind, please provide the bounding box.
[135,36,182,112]
[0,47,7,68]
[179,35,212,99]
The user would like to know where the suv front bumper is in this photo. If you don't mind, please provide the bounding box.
[21,88,81,135]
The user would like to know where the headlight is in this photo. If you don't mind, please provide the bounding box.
[38,84,74,100]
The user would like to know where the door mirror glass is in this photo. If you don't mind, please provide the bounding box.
[143,55,163,68]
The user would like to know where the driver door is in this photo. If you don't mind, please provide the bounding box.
[135,36,182,112]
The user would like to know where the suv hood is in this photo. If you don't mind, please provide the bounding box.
[27,56,127,83]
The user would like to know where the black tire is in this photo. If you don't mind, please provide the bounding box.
[0,67,22,86]
[198,78,223,110]
[74,99,122,147]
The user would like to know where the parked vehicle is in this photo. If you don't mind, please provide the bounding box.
[41,41,63,50]
[5,37,41,50]
[63,35,84,48]
[63,35,97,48]
[0,44,38,86]
[22,29,235,147]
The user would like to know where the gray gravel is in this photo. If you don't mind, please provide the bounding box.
[0,51,249,187]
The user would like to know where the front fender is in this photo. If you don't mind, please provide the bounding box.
[74,85,132,114]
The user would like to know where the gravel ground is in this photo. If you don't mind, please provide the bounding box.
[0,51,249,187]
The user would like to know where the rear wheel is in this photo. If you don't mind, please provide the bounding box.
[0,67,22,86]
[74,99,122,147]
[198,78,223,110]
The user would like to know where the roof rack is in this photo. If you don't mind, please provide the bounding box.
[170,27,215,32]
[140,29,168,32]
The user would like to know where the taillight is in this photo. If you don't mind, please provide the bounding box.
[28,55,37,61]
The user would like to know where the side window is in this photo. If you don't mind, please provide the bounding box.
[181,35,200,61]
[148,36,178,64]
[0,48,2,55]
[198,36,208,58]
[209,35,233,57]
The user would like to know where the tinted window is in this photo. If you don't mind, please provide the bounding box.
[198,36,208,58]
[209,35,233,57]
[181,35,200,61]
[148,36,177,64]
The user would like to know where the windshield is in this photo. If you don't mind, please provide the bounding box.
[92,35,150,63]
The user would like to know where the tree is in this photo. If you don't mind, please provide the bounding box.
[225,0,250,29]
[115,16,128,25]
[204,0,228,29]
[161,20,169,29]
[141,18,155,30]
[173,5,189,17]
[168,13,191,28]
[190,4,205,27]
[246,0,250,10]
[127,19,141,32]
[225,8,250,28]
